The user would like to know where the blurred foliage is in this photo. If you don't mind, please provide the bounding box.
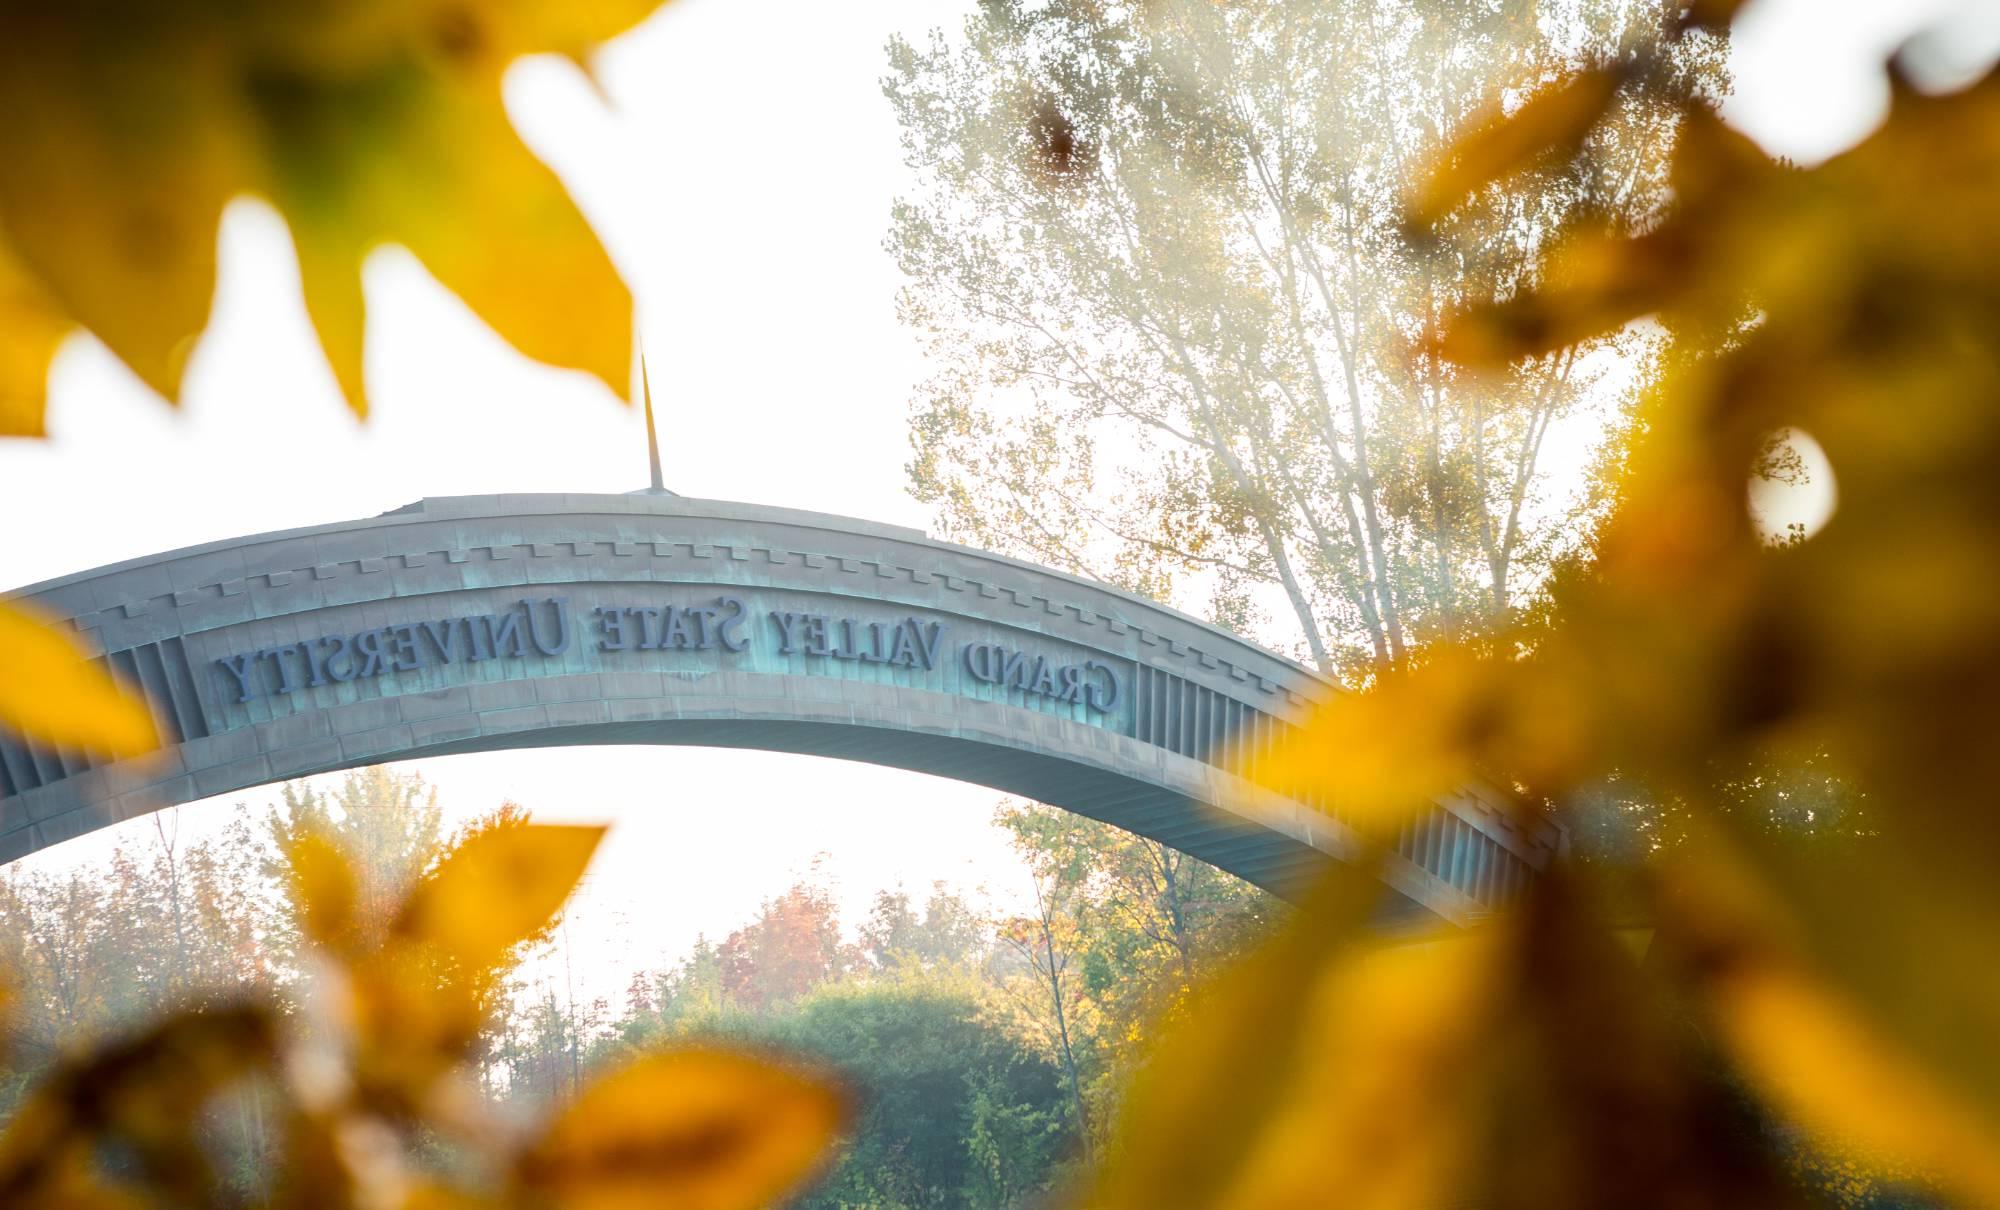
[4,772,1285,1207]
[0,0,658,765]
[1089,4,2000,1208]
[0,783,845,1209]
[0,0,650,427]
[0,596,157,758]
[7,0,2000,1206]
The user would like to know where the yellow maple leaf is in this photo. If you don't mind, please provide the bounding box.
[283,828,364,955]
[392,821,605,975]
[0,234,71,438]
[1660,838,2000,1205]
[1085,870,1385,1208]
[0,1002,279,1205]
[1409,64,1629,230]
[1252,655,1499,829]
[0,2,660,765]
[512,1047,848,1210]
[0,598,157,758]
[0,0,658,424]
[1397,45,2000,1198]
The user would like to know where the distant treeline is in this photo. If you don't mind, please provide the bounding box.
[0,767,1276,1207]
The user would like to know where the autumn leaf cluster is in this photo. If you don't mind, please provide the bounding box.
[0,0,661,804]
[8,0,2000,1206]
[0,0,647,432]
[1090,5,2000,1206]
[0,818,846,1209]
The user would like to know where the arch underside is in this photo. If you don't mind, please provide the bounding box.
[0,494,1561,921]
[336,718,1370,909]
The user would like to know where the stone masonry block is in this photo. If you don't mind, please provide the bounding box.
[477,705,549,734]
[465,680,539,711]
[535,676,605,704]
[184,727,263,768]
[268,737,344,779]
[409,716,481,749]
[192,754,273,799]
[0,829,36,866]
[607,699,672,724]
[262,710,332,749]
[34,802,121,850]
[599,672,667,699]
[398,687,473,721]
[544,700,609,728]
[323,697,401,735]
[340,724,415,763]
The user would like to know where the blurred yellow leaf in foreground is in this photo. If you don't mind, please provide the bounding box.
[395,820,606,974]
[1093,868,1804,1208]
[0,820,844,1209]
[0,0,658,426]
[1408,65,1628,230]
[515,1048,849,1210]
[0,238,69,438]
[1204,25,2000,1209]
[0,597,156,757]
[0,1002,279,1206]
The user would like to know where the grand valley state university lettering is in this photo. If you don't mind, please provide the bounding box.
[213,596,1123,715]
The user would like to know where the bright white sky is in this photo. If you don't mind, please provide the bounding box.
[3,0,1996,1006]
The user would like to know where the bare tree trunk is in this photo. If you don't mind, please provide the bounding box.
[1153,842,1198,990]
[1030,876,1094,1163]
[153,811,190,991]
[562,917,583,1099]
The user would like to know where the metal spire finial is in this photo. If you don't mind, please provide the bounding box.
[641,353,666,494]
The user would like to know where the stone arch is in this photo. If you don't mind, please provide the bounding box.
[0,494,1560,921]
